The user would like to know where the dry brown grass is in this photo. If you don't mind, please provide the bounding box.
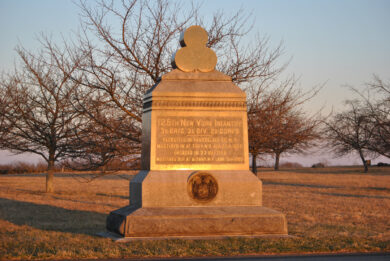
[0,167,389,259]
[260,167,390,241]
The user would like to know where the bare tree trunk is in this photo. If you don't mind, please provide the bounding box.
[46,157,55,193]
[46,169,54,193]
[274,153,280,170]
[358,149,368,173]
[251,153,258,175]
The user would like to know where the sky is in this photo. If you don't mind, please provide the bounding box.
[0,0,389,166]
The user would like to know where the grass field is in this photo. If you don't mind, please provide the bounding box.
[0,167,389,260]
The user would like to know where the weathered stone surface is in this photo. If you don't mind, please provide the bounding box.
[107,206,287,237]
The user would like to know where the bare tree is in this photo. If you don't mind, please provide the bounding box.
[345,75,390,159]
[0,89,8,141]
[363,76,390,158]
[0,0,287,177]
[248,77,321,172]
[66,0,285,168]
[268,112,320,171]
[0,45,83,192]
[63,101,141,170]
[324,100,376,172]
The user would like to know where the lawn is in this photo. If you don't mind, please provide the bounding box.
[0,167,389,260]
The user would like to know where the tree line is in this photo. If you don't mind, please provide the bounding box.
[0,0,388,192]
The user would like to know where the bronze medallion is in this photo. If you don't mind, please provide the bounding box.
[187,172,218,203]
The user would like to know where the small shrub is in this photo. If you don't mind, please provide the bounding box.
[0,169,9,174]
[280,162,303,168]
[0,162,47,174]
[312,163,325,168]
[377,162,390,167]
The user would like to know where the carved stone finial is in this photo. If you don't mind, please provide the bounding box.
[172,25,217,73]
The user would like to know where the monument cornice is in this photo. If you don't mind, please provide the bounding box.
[161,69,232,81]
[143,100,247,112]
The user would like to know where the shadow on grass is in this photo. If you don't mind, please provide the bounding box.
[0,197,107,235]
[264,181,390,199]
[313,191,390,199]
[263,181,390,199]
[0,187,125,208]
[96,193,128,199]
[263,181,341,189]
[1,173,136,182]
[50,195,121,208]
[364,186,390,192]
[260,167,390,175]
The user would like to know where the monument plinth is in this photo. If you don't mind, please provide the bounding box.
[106,26,287,238]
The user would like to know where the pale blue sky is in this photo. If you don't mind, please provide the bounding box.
[0,0,389,166]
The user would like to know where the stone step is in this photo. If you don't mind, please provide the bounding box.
[107,205,287,237]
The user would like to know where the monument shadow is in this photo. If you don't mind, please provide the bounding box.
[0,197,106,236]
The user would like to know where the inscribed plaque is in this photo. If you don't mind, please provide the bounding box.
[155,116,245,165]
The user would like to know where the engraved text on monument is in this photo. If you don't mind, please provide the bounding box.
[156,116,244,164]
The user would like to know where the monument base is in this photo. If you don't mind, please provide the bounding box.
[106,206,287,238]
[129,170,263,207]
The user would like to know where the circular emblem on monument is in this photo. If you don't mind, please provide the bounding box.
[187,172,218,203]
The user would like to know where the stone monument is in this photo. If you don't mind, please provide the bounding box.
[106,25,287,238]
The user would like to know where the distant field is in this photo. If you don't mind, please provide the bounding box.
[0,167,389,260]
